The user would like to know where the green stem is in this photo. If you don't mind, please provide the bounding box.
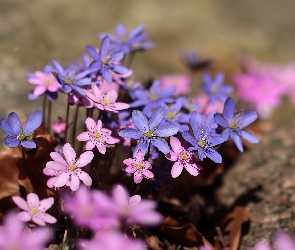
[46,100,52,134]
[72,105,80,149]
[64,103,70,143]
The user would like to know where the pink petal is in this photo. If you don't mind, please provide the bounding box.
[170,136,182,154]
[105,90,118,103]
[17,211,31,222]
[46,161,67,171]
[33,86,47,96]
[165,151,178,161]
[129,195,141,207]
[133,172,143,184]
[185,163,200,176]
[70,175,80,191]
[92,82,102,99]
[112,185,129,207]
[47,177,57,188]
[85,90,99,103]
[32,216,46,226]
[27,193,40,206]
[125,166,137,174]
[171,162,183,178]
[113,102,130,111]
[77,131,91,141]
[43,168,57,176]
[12,196,29,211]
[50,152,67,165]
[142,170,154,179]
[96,144,106,154]
[85,117,97,132]
[39,197,54,211]
[78,171,92,187]
[63,143,76,165]
[135,151,145,160]
[54,172,70,187]
[75,151,94,168]
[105,137,119,144]
[85,141,95,150]
[96,119,103,130]
[94,103,105,110]
[123,158,134,167]
[43,213,57,224]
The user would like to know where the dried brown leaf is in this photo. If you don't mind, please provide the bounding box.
[221,205,250,250]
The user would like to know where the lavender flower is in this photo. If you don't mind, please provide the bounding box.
[0,212,52,250]
[52,60,93,95]
[86,36,129,83]
[130,80,175,116]
[0,110,42,148]
[180,50,213,71]
[12,193,56,226]
[182,113,224,163]
[119,107,179,156]
[201,72,233,104]
[214,97,259,152]
[99,23,155,53]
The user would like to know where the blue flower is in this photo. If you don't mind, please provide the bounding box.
[214,97,259,152]
[86,36,129,83]
[130,80,175,116]
[0,110,42,148]
[52,60,93,95]
[201,72,233,104]
[180,50,213,70]
[99,23,155,54]
[182,113,224,163]
[119,107,179,157]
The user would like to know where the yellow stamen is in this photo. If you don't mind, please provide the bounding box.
[145,131,153,138]
[17,132,26,140]
[30,207,38,215]
[69,165,76,171]
[167,112,174,119]
[198,139,205,147]
[150,94,157,101]
[229,121,238,128]
[95,132,101,138]
[137,163,143,170]
[180,153,187,160]
[66,77,73,84]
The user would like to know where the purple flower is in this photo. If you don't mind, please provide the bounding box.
[99,23,155,53]
[12,193,56,226]
[201,72,233,104]
[214,97,259,152]
[123,150,154,184]
[77,117,119,154]
[44,143,94,191]
[0,110,42,148]
[86,36,129,83]
[182,114,224,163]
[0,212,52,250]
[119,107,179,156]
[52,60,93,95]
[130,80,175,116]
[180,50,213,71]
[79,230,147,250]
[165,136,201,178]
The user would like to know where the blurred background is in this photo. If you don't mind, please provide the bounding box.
[1,0,295,121]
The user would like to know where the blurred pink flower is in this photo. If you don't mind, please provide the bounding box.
[123,150,154,184]
[166,136,201,178]
[79,230,146,250]
[192,93,224,115]
[12,193,56,226]
[160,74,191,96]
[85,83,130,112]
[44,143,94,191]
[28,71,61,97]
[0,212,52,250]
[77,117,119,154]
[52,117,66,134]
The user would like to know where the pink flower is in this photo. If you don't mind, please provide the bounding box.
[166,136,201,178]
[85,83,130,113]
[79,230,146,250]
[52,117,66,134]
[12,193,56,226]
[0,212,52,250]
[44,143,94,191]
[160,74,191,96]
[77,117,119,154]
[63,185,117,230]
[28,71,61,96]
[192,93,224,115]
[123,151,154,184]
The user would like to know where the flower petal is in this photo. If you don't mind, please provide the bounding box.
[86,45,100,61]
[43,213,57,224]
[7,112,21,135]
[78,171,92,187]
[63,143,76,165]
[132,110,148,132]
[12,196,29,211]
[3,136,20,148]
[155,123,179,137]
[50,152,67,165]
[149,107,166,131]
[27,193,40,206]
[39,197,54,211]
[214,113,229,128]
[171,161,183,178]
[240,111,258,127]
[54,172,70,187]
[23,110,42,135]
[112,185,129,206]
[46,161,67,171]
[223,97,235,121]
[204,148,222,163]
[240,130,259,144]
[21,140,36,149]
[119,128,142,139]
[70,175,80,191]
[151,138,170,154]
[17,211,31,222]
[75,151,94,168]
